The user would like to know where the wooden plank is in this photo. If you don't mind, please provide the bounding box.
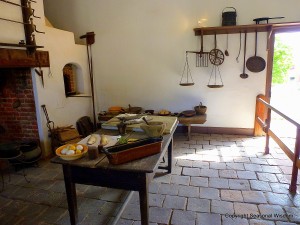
[194,24,272,36]
[178,114,207,124]
[0,48,50,68]
[254,94,267,136]
[268,129,294,161]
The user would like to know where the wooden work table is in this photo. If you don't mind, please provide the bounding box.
[178,114,207,140]
[51,121,178,225]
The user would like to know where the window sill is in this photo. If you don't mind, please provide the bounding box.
[66,93,92,98]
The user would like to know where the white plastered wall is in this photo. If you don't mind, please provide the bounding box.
[0,0,93,157]
[42,0,300,131]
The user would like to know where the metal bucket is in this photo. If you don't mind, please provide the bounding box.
[222,7,237,26]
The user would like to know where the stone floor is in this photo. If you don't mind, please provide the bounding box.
[0,133,300,225]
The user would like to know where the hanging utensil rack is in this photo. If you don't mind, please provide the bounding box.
[0,0,44,53]
[180,52,194,86]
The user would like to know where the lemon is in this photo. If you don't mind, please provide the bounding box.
[68,145,76,150]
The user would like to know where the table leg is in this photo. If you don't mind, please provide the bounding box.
[167,138,173,173]
[63,165,78,225]
[139,174,149,225]
[188,124,191,141]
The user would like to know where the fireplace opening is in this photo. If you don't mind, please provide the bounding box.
[0,68,39,144]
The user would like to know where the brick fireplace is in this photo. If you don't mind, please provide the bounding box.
[0,68,39,143]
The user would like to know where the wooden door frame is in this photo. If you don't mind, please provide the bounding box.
[254,23,300,136]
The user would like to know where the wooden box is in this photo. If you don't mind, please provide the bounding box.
[101,137,163,165]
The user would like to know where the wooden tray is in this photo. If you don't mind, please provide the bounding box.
[101,137,163,165]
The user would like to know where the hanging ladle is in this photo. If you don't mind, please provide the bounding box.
[240,32,249,79]
[225,33,229,56]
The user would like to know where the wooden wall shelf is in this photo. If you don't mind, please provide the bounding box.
[194,22,300,36]
[194,24,272,36]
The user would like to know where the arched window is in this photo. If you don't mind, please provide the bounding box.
[63,63,84,97]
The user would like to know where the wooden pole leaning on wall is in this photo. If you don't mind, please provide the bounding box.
[80,32,97,130]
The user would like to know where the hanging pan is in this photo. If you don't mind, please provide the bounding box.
[246,31,266,72]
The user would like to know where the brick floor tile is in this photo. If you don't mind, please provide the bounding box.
[176,159,193,167]
[222,216,249,225]
[196,212,221,225]
[115,218,134,225]
[226,162,245,170]
[242,191,267,204]
[171,210,196,225]
[249,219,275,225]
[269,183,291,194]
[182,167,201,177]
[190,177,208,187]
[249,157,269,165]
[250,180,272,191]
[187,198,210,212]
[171,166,183,175]
[163,195,187,209]
[149,206,172,224]
[158,183,179,195]
[199,187,220,200]
[234,202,259,215]
[208,177,229,189]
[149,194,165,207]
[234,157,251,163]
[199,168,219,178]
[275,222,299,225]
[261,165,282,174]
[237,171,257,180]
[276,174,300,185]
[265,193,294,206]
[258,204,288,221]
[220,189,243,202]
[153,173,171,184]
[121,203,141,220]
[228,179,251,190]
[149,182,160,194]
[192,161,209,168]
[257,172,278,182]
[209,162,226,170]
[279,166,293,175]
[244,163,263,172]
[283,206,300,223]
[289,194,300,207]
[178,185,199,198]
[196,140,209,145]
[171,175,190,185]
[219,169,238,179]
[201,155,221,162]
[211,200,234,214]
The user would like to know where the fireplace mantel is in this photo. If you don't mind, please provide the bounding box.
[0,48,50,68]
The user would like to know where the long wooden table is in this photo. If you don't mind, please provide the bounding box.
[51,122,178,225]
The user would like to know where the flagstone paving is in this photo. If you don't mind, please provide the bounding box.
[0,133,299,225]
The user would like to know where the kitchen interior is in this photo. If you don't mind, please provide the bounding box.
[0,0,300,225]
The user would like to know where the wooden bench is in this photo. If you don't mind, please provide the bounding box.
[178,114,207,140]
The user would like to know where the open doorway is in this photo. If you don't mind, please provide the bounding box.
[270,32,300,143]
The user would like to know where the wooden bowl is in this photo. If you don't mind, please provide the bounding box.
[56,144,88,161]
[182,110,196,117]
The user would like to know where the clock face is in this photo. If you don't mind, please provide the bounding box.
[209,49,224,66]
